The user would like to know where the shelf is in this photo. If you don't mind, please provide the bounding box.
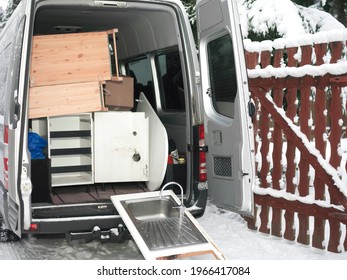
[50,130,91,138]
[51,173,94,187]
[50,148,92,156]
[51,165,92,174]
[48,113,94,187]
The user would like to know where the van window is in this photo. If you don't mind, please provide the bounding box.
[126,57,156,108]
[156,51,185,111]
[207,34,237,119]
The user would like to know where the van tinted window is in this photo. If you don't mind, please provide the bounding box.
[207,34,237,119]
[156,51,185,111]
[126,57,156,109]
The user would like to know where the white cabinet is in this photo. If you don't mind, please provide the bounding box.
[94,112,149,183]
[48,114,94,187]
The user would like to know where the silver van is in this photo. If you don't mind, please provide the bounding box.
[0,0,255,242]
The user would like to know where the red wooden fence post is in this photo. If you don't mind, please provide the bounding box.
[312,42,328,250]
[258,50,272,234]
[284,47,299,241]
[297,45,312,246]
[327,41,344,253]
[271,48,284,237]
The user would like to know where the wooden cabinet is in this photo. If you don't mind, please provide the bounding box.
[29,29,122,119]
[30,31,113,87]
[48,114,94,187]
[47,112,149,187]
[29,81,105,119]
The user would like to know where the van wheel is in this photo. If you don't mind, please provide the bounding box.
[0,219,19,242]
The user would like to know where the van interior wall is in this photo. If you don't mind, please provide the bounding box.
[33,4,179,59]
[30,4,187,205]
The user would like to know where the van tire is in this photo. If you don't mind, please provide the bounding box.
[0,219,19,242]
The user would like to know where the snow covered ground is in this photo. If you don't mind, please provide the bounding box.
[1,200,346,260]
[198,202,347,260]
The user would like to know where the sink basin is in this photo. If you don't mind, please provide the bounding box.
[125,197,180,222]
[117,192,208,251]
[111,190,225,259]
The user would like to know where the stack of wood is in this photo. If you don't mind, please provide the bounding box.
[29,29,125,119]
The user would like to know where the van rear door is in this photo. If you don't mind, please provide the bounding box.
[196,0,255,215]
[6,0,35,237]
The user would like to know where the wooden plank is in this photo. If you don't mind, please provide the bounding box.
[271,49,284,237]
[108,29,122,81]
[329,41,343,169]
[254,194,347,223]
[156,250,221,260]
[312,43,328,249]
[29,81,104,118]
[258,50,271,235]
[297,45,312,246]
[30,31,111,87]
[283,47,298,241]
[249,73,347,89]
[312,87,327,249]
[327,41,344,253]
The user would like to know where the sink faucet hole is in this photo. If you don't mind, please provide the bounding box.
[132,153,141,162]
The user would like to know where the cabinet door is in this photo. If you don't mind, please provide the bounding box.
[94,112,149,183]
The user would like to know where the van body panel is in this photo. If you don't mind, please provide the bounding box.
[197,0,255,215]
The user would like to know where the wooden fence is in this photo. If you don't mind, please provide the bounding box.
[244,30,347,253]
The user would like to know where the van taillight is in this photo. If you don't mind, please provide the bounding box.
[4,125,8,143]
[29,223,38,231]
[198,125,207,182]
[3,125,9,190]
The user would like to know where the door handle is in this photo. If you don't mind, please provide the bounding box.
[206,88,211,97]
[11,94,21,129]
[248,100,256,118]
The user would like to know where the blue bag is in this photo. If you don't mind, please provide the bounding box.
[28,132,48,159]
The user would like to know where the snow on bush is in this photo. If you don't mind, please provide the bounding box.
[238,0,345,40]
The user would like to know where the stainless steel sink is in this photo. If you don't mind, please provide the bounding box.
[125,197,180,222]
[120,195,207,250]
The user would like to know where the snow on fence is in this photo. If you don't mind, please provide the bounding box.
[244,30,347,253]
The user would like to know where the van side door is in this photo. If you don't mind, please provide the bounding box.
[1,0,34,237]
[196,0,255,215]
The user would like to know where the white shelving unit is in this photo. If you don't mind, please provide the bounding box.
[48,114,94,187]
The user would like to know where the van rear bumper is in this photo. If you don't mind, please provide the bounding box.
[27,215,122,234]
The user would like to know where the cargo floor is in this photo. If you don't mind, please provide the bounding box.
[50,183,149,205]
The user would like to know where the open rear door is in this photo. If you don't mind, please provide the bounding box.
[196,0,255,215]
[5,0,35,236]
